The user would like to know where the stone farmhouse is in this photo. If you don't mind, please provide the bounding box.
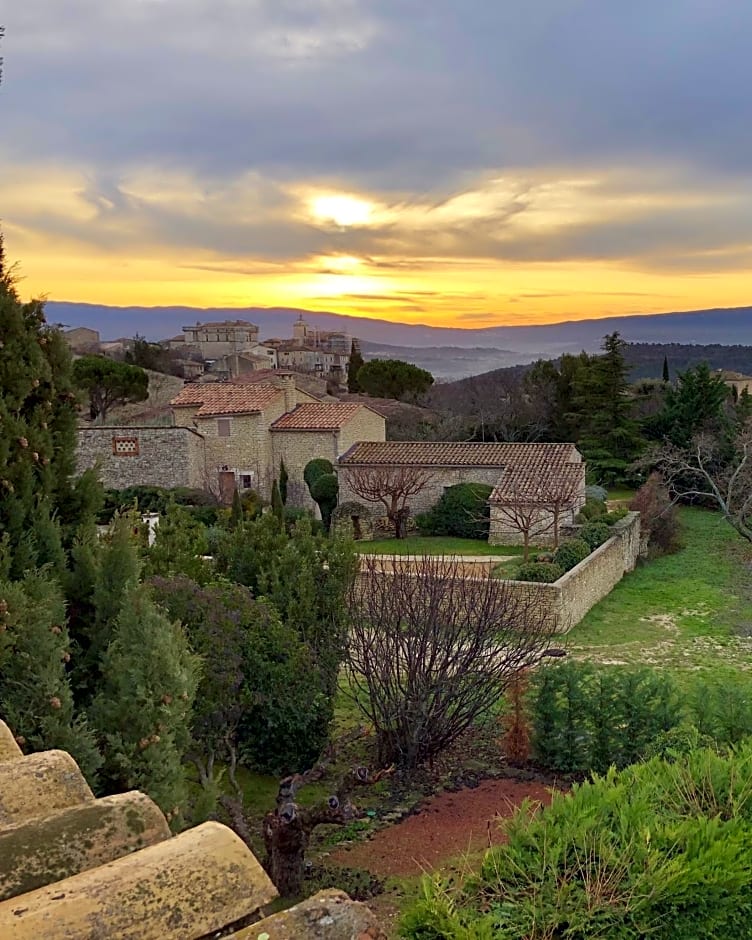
[337,440,585,543]
[76,374,386,505]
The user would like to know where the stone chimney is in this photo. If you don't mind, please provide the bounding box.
[278,372,297,414]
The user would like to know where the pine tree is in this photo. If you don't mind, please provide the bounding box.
[279,459,289,505]
[90,585,199,827]
[347,339,365,393]
[0,572,102,782]
[662,355,670,384]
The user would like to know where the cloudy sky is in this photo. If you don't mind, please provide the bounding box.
[2,1,751,327]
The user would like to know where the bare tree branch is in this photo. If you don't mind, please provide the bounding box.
[343,465,436,537]
[346,554,556,771]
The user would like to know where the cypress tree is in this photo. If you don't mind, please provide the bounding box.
[662,355,670,384]
[271,479,284,521]
[229,487,244,529]
[0,572,101,782]
[347,339,365,393]
[279,459,289,505]
[90,585,199,827]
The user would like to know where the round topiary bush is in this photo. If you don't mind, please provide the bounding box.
[579,521,611,550]
[535,551,554,563]
[553,537,591,572]
[577,497,608,523]
[516,561,564,583]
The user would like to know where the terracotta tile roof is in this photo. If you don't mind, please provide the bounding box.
[490,462,585,503]
[170,383,283,416]
[271,403,365,430]
[339,441,581,468]
[0,719,384,939]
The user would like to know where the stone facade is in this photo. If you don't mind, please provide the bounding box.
[272,407,386,509]
[76,427,206,490]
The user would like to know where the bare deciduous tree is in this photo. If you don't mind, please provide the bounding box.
[347,554,556,771]
[343,465,435,538]
[649,429,752,543]
[490,465,584,557]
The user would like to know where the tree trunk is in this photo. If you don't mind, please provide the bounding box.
[523,529,530,562]
[263,812,310,898]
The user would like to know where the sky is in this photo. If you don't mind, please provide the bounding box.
[2,0,752,328]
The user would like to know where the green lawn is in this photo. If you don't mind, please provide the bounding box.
[355,536,525,556]
[568,508,752,674]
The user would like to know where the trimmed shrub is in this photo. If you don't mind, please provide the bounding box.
[604,506,629,525]
[310,473,339,532]
[403,743,752,939]
[585,484,608,502]
[629,472,682,556]
[552,537,590,572]
[528,661,682,774]
[303,458,334,490]
[579,520,611,550]
[416,482,493,540]
[516,561,563,583]
[576,496,608,522]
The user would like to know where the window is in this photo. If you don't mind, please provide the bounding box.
[239,472,255,490]
[112,436,139,456]
[217,418,231,437]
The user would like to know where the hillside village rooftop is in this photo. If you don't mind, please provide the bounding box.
[338,441,582,468]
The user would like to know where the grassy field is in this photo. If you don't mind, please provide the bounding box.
[356,536,525,556]
[568,507,752,674]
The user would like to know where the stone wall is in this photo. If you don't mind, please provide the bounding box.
[506,512,642,632]
[76,427,206,490]
[339,466,503,518]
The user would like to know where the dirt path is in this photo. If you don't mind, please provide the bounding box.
[330,777,554,877]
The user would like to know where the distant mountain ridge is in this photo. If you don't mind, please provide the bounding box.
[46,301,752,379]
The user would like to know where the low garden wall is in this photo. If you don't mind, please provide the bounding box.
[507,512,641,632]
[356,513,641,634]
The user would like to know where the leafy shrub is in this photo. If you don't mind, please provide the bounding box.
[578,520,611,550]
[528,661,682,774]
[689,671,752,745]
[585,484,608,502]
[416,482,493,540]
[403,743,752,939]
[99,485,220,526]
[535,551,554,563]
[515,561,563,583]
[552,537,590,572]
[151,576,331,774]
[603,505,629,525]
[576,496,608,522]
[310,472,338,532]
[629,472,682,556]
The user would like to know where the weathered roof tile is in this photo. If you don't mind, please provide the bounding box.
[339,441,581,468]
[170,383,283,416]
[271,403,366,431]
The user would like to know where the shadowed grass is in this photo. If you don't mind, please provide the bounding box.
[355,536,526,556]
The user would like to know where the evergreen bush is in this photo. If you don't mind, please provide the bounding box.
[515,561,563,583]
[552,537,590,571]
[579,520,612,550]
[416,482,493,540]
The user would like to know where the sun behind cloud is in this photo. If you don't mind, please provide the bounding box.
[310,193,374,228]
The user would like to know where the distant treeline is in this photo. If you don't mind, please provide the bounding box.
[624,343,752,381]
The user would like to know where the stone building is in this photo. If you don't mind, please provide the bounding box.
[338,440,584,539]
[181,320,260,358]
[63,326,100,353]
[271,403,386,507]
[77,374,386,503]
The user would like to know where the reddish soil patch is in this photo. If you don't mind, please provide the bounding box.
[330,777,554,877]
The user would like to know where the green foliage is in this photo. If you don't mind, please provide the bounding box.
[689,672,752,745]
[0,573,101,782]
[310,472,338,532]
[404,743,752,939]
[357,358,434,400]
[99,485,220,526]
[229,488,244,529]
[89,585,199,827]
[515,561,563,583]
[347,340,365,392]
[152,576,331,774]
[577,496,607,521]
[270,479,284,520]
[648,362,731,447]
[416,483,493,540]
[303,458,334,491]
[578,520,612,550]
[72,355,149,422]
[215,513,357,698]
[279,459,289,505]
[552,537,590,572]
[603,505,629,525]
[143,503,210,584]
[528,661,681,774]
